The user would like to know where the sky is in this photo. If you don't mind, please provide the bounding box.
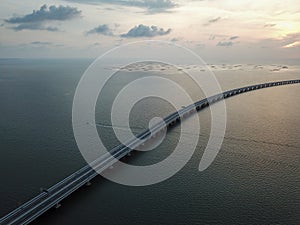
[0,0,300,63]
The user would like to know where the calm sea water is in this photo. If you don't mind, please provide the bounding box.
[0,59,299,224]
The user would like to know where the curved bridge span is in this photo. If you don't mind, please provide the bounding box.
[1,79,299,225]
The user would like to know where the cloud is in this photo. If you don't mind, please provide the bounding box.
[196,43,205,48]
[204,17,222,26]
[170,37,179,42]
[208,34,228,40]
[5,5,81,31]
[260,32,300,49]
[282,41,300,48]
[280,33,300,48]
[87,24,114,35]
[11,23,59,31]
[229,36,239,40]
[209,35,216,40]
[208,17,221,23]
[264,23,276,28]
[29,41,64,47]
[121,24,171,38]
[216,41,233,47]
[5,5,81,23]
[65,0,177,13]
[31,41,52,45]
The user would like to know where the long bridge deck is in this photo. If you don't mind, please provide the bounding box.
[1,79,299,225]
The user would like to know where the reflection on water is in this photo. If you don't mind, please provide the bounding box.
[0,59,299,224]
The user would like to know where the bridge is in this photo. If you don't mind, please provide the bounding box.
[0,79,299,225]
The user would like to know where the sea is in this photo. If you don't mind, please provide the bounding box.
[0,58,299,224]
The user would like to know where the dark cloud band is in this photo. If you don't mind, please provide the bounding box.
[5,5,81,24]
[5,5,81,31]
